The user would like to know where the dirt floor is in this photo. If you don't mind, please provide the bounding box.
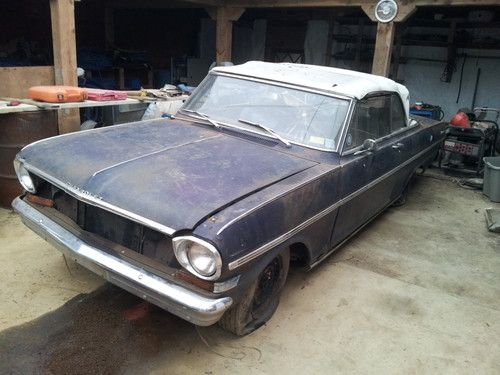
[0,173,499,375]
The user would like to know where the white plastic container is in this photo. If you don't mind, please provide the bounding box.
[483,157,500,202]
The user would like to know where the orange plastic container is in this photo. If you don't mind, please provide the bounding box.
[28,86,87,103]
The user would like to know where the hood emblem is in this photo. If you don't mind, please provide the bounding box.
[66,182,103,200]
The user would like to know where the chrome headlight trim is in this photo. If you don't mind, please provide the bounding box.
[172,236,222,281]
[13,159,36,193]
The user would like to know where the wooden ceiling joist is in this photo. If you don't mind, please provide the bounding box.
[222,0,500,8]
[110,0,222,9]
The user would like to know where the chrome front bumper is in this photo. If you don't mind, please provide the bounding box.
[12,197,232,326]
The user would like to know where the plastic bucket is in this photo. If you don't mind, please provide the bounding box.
[483,156,500,202]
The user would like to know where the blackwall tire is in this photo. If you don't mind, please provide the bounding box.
[218,249,290,336]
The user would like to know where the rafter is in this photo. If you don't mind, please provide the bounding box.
[223,0,500,8]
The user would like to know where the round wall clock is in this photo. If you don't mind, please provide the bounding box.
[375,0,399,23]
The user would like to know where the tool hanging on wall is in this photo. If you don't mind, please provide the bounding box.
[455,54,467,103]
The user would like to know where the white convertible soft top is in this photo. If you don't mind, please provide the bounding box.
[212,61,410,120]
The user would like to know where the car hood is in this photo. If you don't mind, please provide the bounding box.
[19,119,317,232]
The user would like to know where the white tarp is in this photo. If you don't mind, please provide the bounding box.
[304,20,329,66]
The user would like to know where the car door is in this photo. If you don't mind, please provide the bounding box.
[329,93,412,248]
[329,97,378,247]
[364,93,413,214]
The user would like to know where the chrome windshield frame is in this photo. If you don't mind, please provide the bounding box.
[181,72,355,154]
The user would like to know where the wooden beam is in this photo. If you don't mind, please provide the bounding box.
[113,0,222,9]
[177,0,221,5]
[372,22,395,77]
[50,0,80,134]
[210,7,245,64]
[226,0,500,8]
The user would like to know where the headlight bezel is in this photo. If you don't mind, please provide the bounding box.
[13,159,36,193]
[172,236,222,281]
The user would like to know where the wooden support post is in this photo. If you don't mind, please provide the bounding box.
[362,3,416,77]
[372,22,396,77]
[50,0,80,134]
[210,7,245,64]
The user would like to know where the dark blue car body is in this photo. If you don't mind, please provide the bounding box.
[13,64,446,331]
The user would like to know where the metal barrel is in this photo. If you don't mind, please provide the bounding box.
[0,111,58,207]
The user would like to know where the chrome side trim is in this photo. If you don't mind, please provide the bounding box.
[227,142,438,270]
[216,166,340,236]
[12,197,232,326]
[19,159,177,236]
[308,194,401,269]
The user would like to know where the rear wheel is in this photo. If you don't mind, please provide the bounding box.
[218,249,290,336]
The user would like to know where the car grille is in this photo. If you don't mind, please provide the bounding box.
[36,179,176,266]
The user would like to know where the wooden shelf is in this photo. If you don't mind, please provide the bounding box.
[334,34,500,50]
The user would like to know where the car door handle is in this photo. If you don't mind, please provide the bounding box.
[392,142,404,150]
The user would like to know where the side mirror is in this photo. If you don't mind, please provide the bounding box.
[354,139,378,155]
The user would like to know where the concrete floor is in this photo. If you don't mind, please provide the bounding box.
[0,173,499,374]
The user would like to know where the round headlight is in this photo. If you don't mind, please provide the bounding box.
[13,159,36,193]
[187,242,217,276]
[172,236,222,280]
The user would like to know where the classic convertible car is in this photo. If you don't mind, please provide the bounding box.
[13,62,446,335]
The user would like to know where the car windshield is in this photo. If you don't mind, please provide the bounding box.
[182,74,351,151]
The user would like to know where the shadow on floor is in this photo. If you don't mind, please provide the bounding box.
[0,284,198,375]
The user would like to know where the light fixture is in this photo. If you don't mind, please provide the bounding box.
[172,236,222,280]
[375,0,398,23]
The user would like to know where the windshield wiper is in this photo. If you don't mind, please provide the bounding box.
[238,118,291,147]
[180,109,222,129]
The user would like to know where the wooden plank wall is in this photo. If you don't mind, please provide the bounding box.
[0,66,55,98]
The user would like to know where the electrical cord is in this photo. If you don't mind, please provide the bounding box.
[455,54,467,103]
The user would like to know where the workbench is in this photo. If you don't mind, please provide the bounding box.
[0,98,144,115]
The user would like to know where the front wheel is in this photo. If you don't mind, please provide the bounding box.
[218,249,290,336]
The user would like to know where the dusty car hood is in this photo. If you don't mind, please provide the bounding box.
[19,119,317,231]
